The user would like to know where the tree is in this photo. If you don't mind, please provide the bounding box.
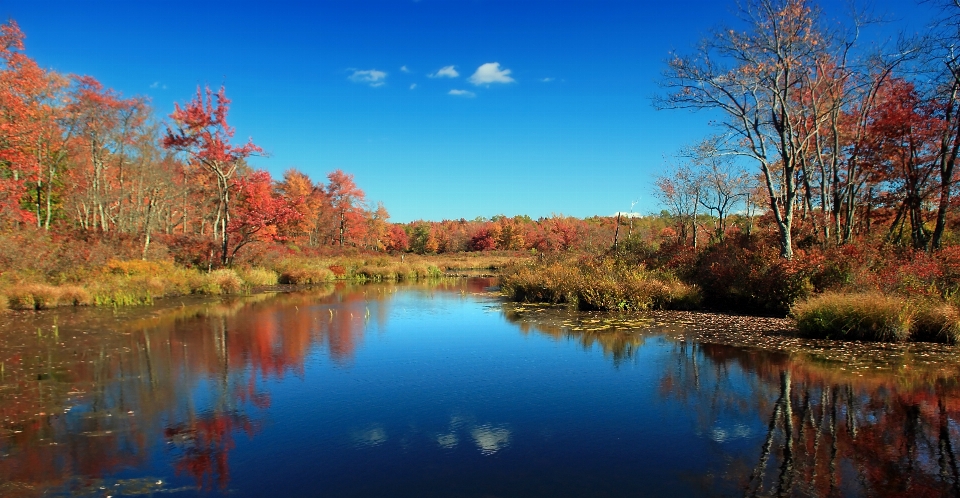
[925,1,960,250]
[163,86,261,266]
[384,224,409,252]
[325,169,365,247]
[691,142,751,242]
[67,75,147,232]
[227,170,301,264]
[863,79,941,248]
[655,162,701,247]
[657,0,828,258]
[0,19,69,229]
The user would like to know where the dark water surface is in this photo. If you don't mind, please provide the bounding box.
[2,278,960,497]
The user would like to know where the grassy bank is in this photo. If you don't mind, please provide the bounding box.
[791,293,960,343]
[500,247,960,344]
[0,252,520,311]
[500,255,701,311]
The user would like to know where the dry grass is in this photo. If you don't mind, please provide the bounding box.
[5,284,63,310]
[58,285,92,306]
[792,292,912,342]
[912,302,960,344]
[277,263,335,284]
[236,267,279,287]
[209,269,244,294]
[500,256,701,311]
[0,252,521,311]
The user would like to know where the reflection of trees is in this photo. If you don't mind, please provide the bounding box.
[661,342,960,496]
[502,305,653,365]
[0,279,487,496]
[165,410,257,490]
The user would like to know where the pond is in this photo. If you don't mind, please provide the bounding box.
[1,278,960,497]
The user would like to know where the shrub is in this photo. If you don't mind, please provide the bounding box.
[692,235,811,315]
[912,302,960,344]
[0,294,6,311]
[105,259,166,277]
[792,292,912,342]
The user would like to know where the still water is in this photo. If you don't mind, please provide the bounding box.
[1,278,959,497]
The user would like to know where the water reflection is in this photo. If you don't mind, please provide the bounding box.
[0,279,492,496]
[2,280,960,496]
[503,304,653,366]
[508,306,960,496]
[682,343,960,497]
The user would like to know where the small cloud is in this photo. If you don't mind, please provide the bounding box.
[448,89,475,98]
[400,65,411,73]
[410,83,417,90]
[540,77,554,83]
[469,62,515,86]
[429,65,459,78]
[149,81,167,90]
[348,69,387,87]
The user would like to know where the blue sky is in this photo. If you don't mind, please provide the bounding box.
[0,0,935,222]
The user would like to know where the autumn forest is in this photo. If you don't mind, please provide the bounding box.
[6,0,960,495]
[2,0,960,342]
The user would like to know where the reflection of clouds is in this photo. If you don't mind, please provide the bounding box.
[708,424,751,443]
[471,425,511,455]
[432,416,511,455]
[352,425,387,447]
[436,433,459,448]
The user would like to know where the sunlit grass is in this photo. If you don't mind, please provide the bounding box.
[912,301,960,344]
[500,256,701,311]
[235,266,279,287]
[792,292,912,342]
[0,252,525,311]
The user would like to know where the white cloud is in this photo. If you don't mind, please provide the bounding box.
[448,89,476,98]
[348,69,387,87]
[149,81,167,90]
[410,83,417,90]
[469,62,515,86]
[400,65,411,73]
[429,65,459,78]
[540,77,554,83]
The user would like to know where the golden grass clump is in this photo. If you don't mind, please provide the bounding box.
[58,285,92,306]
[278,265,335,284]
[912,302,960,344]
[0,293,7,311]
[5,284,62,310]
[500,257,701,311]
[237,267,279,287]
[356,265,398,281]
[208,269,244,294]
[792,292,912,342]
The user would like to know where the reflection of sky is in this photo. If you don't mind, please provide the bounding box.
[222,285,771,497]
[12,281,960,496]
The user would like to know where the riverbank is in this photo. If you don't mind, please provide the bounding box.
[0,252,521,311]
[502,302,960,382]
[500,251,960,344]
